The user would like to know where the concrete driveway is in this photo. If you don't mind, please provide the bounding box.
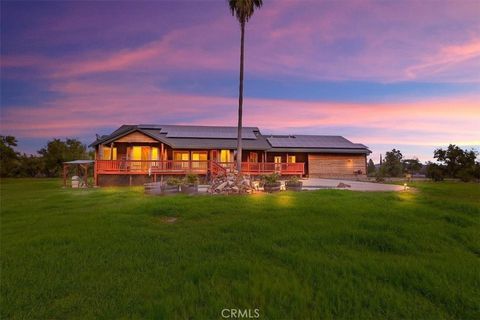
[301,178,405,192]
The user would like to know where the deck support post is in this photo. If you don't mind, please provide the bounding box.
[63,164,67,187]
[94,161,98,186]
[160,143,165,170]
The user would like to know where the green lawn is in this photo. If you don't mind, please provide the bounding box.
[1,179,479,319]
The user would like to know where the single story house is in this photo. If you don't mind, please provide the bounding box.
[90,124,371,186]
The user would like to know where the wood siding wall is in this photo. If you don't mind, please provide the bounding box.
[308,154,366,177]
[115,132,157,143]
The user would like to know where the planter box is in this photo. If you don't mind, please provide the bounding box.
[286,181,303,191]
[162,184,180,194]
[181,184,198,195]
[264,182,281,193]
[144,182,163,195]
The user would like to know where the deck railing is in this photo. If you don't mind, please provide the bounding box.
[96,160,304,175]
[241,162,304,175]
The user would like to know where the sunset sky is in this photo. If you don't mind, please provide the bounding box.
[1,0,479,162]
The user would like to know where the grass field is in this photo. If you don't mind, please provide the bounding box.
[1,179,479,319]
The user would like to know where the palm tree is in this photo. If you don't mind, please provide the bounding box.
[228,0,263,174]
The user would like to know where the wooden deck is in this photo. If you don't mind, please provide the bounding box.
[96,160,304,176]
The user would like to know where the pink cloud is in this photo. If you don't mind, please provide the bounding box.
[405,39,480,81]
[2,78,478,149]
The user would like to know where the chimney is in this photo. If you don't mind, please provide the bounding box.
[379,154,383,165]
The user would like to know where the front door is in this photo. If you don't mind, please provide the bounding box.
[211,150,218,162]
[274,156,282,173]
[131,146,150,171]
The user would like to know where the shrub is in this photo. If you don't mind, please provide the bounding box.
[474,163,480,180]
[367,159,376,176]
[262,173,280,184]
[166,177,183,186]
[457,168,474,182]
[184,174,199,185]
[426,163,444,181]
[286,175,301,185]
[375,167,385,182]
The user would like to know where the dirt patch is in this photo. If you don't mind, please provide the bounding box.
[154,216,178,224]
[160,217,178,224]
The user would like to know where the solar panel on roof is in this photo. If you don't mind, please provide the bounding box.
[266,135,362,148]
[158,126,257,139]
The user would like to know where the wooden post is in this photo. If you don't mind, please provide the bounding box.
[63,164,67,187]
[94,160,98,186]
[82,164,88,187]
[160,143,164,170]
[189,152,192,173]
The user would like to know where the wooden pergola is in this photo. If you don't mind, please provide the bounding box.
[63,160,95,188]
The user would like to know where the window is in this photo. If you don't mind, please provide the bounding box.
[287,155,296,163]
[220,150,230,163]
[192,151,207,169]
[151,147,159,160]
[173,151,190,169]
[174,151,190,161]
[249,152,258,163]
[191,151,207,161]
[131,146,142,160]
[102,147,117,160]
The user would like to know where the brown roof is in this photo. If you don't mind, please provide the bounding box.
[90,124,370,154]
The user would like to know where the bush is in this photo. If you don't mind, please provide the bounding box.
[184,174,199,185]
[457,168,475,182]
[426,163,445,181]
[262,173,280,185]
[367,159,376,176]
[286,175,302,186]
[166,177,183,186]
[375,167,385,182]
[474,163,480,180]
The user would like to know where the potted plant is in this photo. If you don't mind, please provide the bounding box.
[262,173,281,192]
[162,177,182,194]
[285,176,302,191]
[181,174,199,194]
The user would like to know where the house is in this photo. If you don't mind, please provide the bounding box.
[90,124,371,186]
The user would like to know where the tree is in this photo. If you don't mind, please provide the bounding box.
[18,154,45,177]
[426,162,445,181]
[382,149,403,177]
[367,159,376,176]
[228,0,263,173]
[434,144,477,179]
[38,138,89,177]
[402,158,422,174]
[0,135,20,177]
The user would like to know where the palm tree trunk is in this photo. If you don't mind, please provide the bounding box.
[236,21,245,174]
